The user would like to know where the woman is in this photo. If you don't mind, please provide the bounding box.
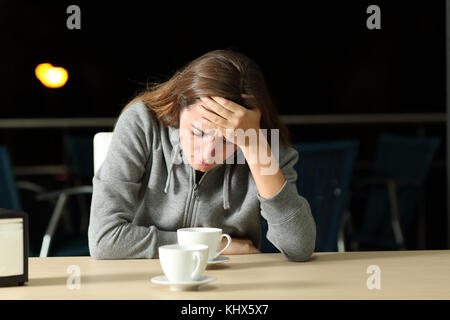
[88,49,316,261]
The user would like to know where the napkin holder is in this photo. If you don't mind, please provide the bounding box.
[0,208,28,286]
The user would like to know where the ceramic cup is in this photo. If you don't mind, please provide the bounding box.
[158,244,209,283]
[177,227,232,261]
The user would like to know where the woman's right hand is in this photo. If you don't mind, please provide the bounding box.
[220,237,260,255]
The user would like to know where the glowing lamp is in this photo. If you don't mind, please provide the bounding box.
[35,63,69,88]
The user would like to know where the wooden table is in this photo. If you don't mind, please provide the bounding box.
[1,250,449,300]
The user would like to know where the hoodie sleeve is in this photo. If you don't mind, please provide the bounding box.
[88,102,177,259]
[257,145,316,262]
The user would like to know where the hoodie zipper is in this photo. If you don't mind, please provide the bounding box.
[186,165,223,227]
[186,168,207,227]
[188,165,224,226]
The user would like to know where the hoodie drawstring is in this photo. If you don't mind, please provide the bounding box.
[222,164,231,210]
[163,142,232,211]
[164,143,181,194]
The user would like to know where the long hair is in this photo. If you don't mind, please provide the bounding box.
[122,49,291,147]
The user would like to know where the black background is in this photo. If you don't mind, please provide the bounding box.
[0,1,445,117]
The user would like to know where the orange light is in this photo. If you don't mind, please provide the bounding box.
[35,63,68,88]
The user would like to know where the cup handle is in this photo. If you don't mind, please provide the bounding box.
[191,251,202,280]
[214,234,232,260]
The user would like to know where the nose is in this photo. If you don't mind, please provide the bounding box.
[205,140,216,156]
[203,137,219,163]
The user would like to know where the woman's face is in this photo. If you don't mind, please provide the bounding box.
[179,99,238,172]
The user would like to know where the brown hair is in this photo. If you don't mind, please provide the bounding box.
[122,49,291,147]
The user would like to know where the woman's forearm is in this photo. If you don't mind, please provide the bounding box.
[241,133,286,200]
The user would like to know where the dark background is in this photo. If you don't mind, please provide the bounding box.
[0,1,445,117]
[0,1,447,252]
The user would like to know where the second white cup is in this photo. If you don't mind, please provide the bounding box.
[177,227,232,261]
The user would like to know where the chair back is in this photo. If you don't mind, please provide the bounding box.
[93,132,113,175]
[0,146,21,211]
[260,140,359,252]
[358,133,441,248]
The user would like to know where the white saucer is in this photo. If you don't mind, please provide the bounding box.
[151,275,216,291]
[207,256,230,266]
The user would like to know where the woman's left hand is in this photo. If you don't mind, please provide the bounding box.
[220,237,261,255]
[196,95,261,148]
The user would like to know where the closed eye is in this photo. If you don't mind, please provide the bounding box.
[192,130,233,144]
[192,130,203,137]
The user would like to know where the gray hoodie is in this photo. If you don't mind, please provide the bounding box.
[88,100,316,261]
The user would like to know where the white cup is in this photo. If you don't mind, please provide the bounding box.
[158,244,209,283]
[177,227,232,261]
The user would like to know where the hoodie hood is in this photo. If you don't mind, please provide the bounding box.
[164,125,232,210]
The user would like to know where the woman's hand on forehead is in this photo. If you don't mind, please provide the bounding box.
[196,95,261,148]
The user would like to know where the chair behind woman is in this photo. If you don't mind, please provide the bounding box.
[0,146,22,211]
[260,140,360,253]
